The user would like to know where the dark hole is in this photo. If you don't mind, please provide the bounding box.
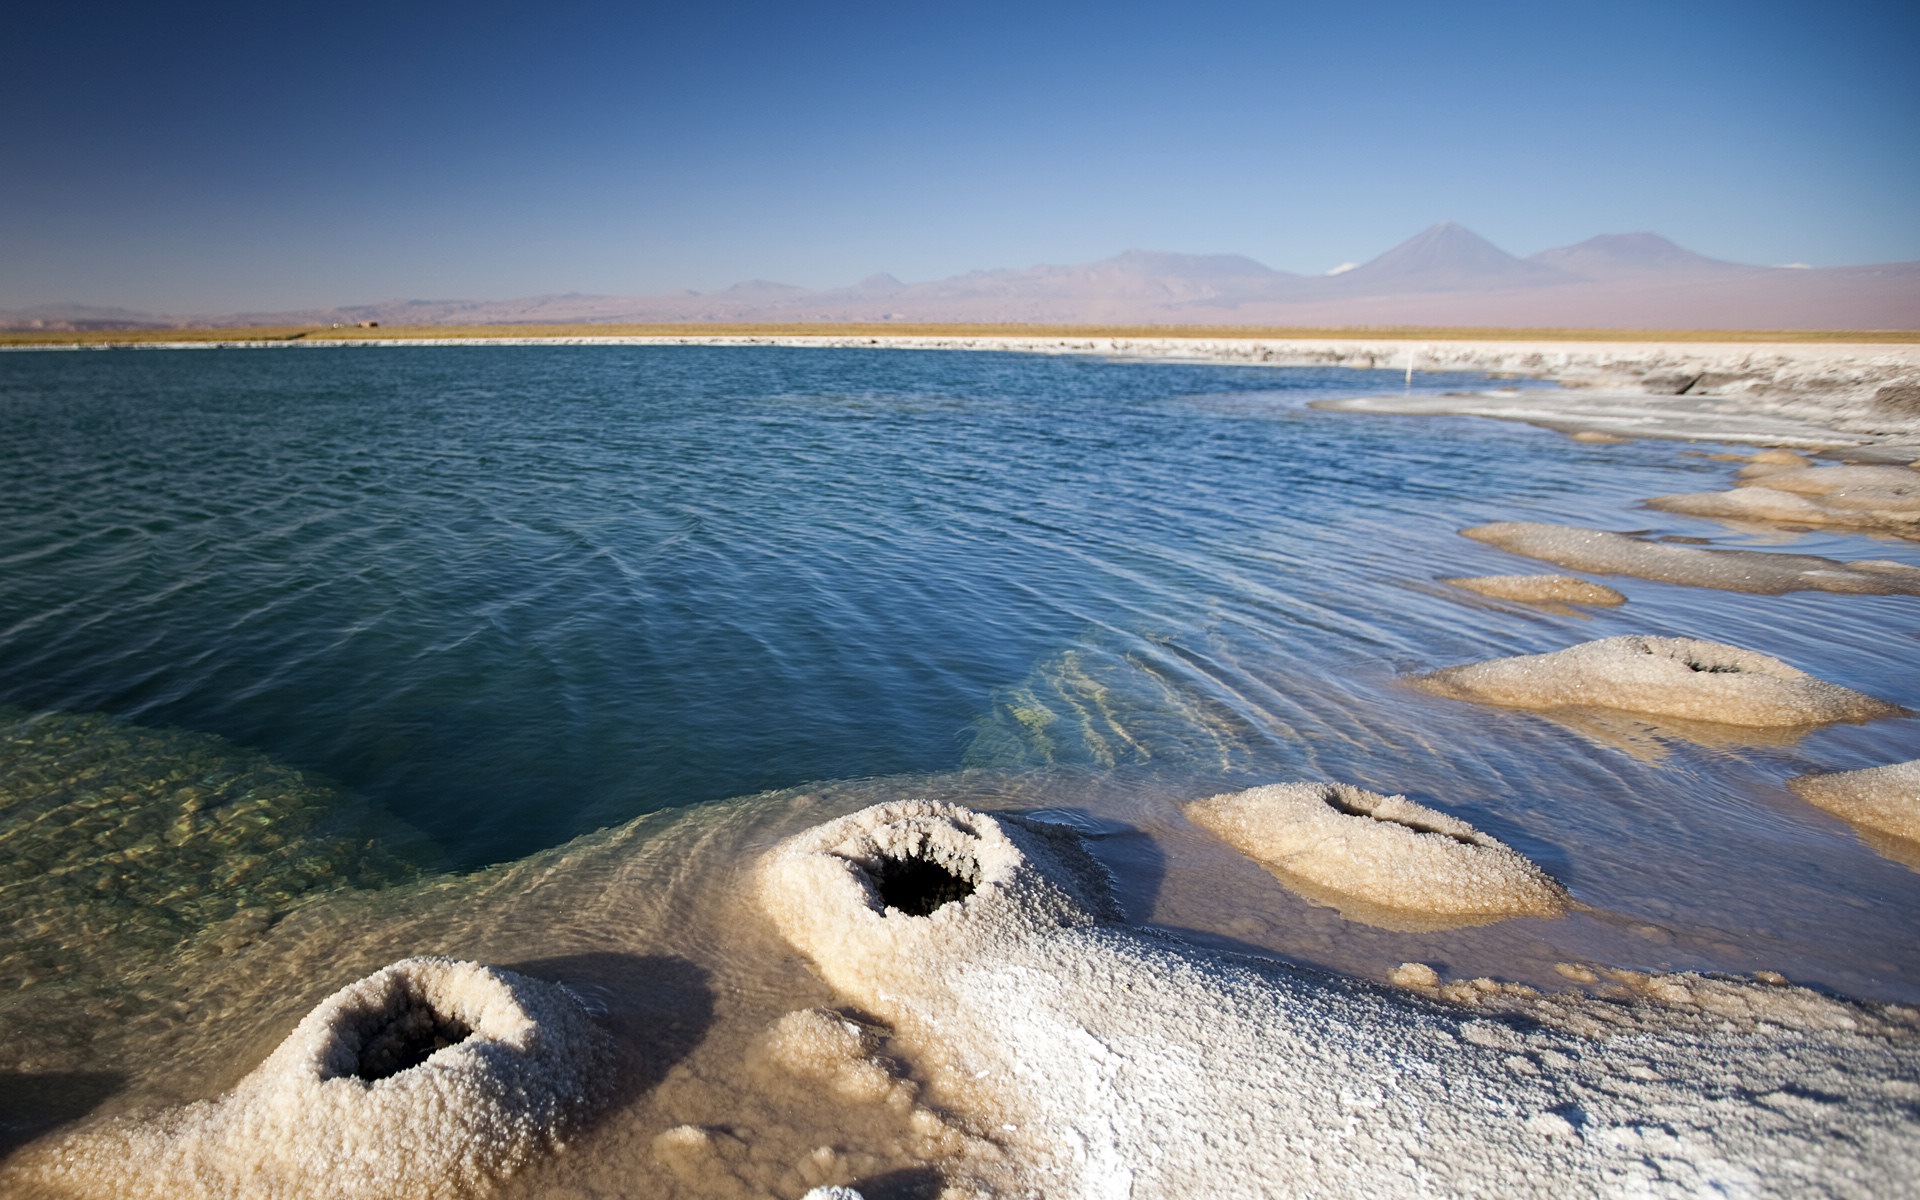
[345,992,473,1081]
[1684,659,1743,674]
[1320,789,1480,847]
[1319,790,1375,819]
[870,853,975,916]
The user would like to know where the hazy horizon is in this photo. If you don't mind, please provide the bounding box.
[6,0,1916,312]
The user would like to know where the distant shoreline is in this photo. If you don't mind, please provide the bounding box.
[6,325,1918,453]
[5,321,1920,349]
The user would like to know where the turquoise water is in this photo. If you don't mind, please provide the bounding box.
[2,345,1522,865]
[2,344,1918,1002]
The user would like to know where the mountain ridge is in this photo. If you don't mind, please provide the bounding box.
[7,224,1917,331]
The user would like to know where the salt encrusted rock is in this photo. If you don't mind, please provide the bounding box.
[758,800,1920,1198]
[1441,573,1626,607]
[19,958,615,1199]
[1186,782,1568,924]
[1462,521,1920,595]
[1789,759,1920,865]
[1412,635,1900,729]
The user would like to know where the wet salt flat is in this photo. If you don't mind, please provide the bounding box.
[1,345,1917,1194]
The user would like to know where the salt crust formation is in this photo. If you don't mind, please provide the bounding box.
[1413,635,1899,729]
[1185,782,1568,924]
[1648,463,1920,539]
[1441,573,1626,607]
[758,800,1920,1198]
[15,957,615,1199]
[1463,520,1920,595]
[1790,758,1920,858]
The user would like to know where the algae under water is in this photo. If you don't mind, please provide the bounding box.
[1,345,1917,1194]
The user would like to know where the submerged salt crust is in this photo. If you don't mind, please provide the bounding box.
[11,957,615,1199]
[758,800,1920,1198]
[1440,573,1626,607]
[1185,782,1568,925]
[1413,635,1900,729]
[1462,521,1920,595]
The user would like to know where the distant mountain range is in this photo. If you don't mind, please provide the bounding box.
[7,222,1917,331]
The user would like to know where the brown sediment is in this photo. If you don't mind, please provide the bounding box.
[1185,782,1568,927]
[1462,521,1920,595]
[1441,574,1626,607]
[1411,635,1901,730]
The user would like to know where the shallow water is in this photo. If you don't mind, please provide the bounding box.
[2,346,1917,1192]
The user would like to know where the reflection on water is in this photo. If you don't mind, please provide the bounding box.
[1,346,1918,1192]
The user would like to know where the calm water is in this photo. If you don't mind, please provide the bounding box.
[3,345,1919,1187]
[2,344,1536,865]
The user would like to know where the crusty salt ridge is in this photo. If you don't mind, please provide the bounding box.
[1463,520,1920,595]
[12,957,615,1199]
[1790,759,1920,867]
[758,801,1920,1198]
[1412,635,1900,729]
[1441,573,1626,607]
[1185,782,1568,925]
[1648,463,1920,539]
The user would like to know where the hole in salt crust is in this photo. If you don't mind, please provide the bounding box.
[333,987,475,1082]
[1684,659,1744,674]
[1318,789,1479,847]
[1632,642,1747,674]
[869,853,976,916]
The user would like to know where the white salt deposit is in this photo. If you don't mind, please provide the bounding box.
[1463,521,1920,595]
[1185,782,1568,925]
[1441,573,1626,607]
[1790,759,1920,864]
[758,801,1920,1198]
[1413,635,1900,729]
[12,957,615,1199]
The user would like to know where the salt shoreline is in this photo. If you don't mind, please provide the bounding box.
[13,331,1919,453]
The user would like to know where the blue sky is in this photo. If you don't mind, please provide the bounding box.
[4,0,1916,310]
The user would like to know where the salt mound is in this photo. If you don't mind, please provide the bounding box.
[1790,759,1920,862]
[1648,463,1920,538]
[758,801,1920,1197]
[18,957,615,1199]
[1441,573,1625,607]
[1462,521,1920,595]
[1186,782,1568,925]
[1413,635,1899,729]
[1760,463,1920,501]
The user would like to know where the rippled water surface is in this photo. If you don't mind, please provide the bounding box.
[2,345,1917,1191]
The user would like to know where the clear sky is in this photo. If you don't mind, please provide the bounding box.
[5,0,1916,311]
